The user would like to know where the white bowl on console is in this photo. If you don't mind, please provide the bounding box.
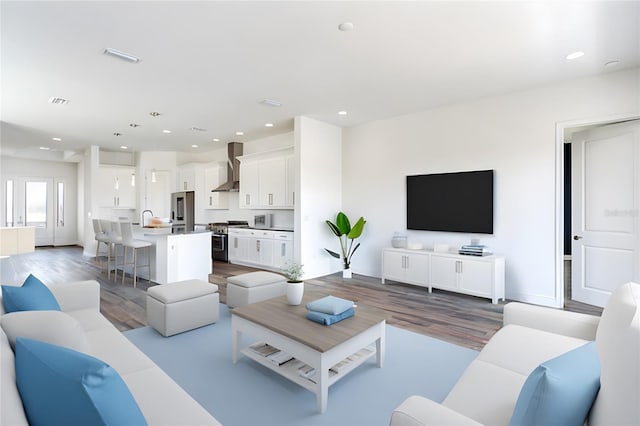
[406,242,423,250]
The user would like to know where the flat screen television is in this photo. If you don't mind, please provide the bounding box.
[406,170,494,234]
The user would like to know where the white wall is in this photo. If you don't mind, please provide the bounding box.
[0,156,78,246]
[342,68,640,306]
[295,116,343,279]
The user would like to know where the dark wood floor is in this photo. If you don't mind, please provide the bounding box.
[2,246,602,351]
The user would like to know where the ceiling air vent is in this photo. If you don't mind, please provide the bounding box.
[99,149,135,166]
[48,97,70,105]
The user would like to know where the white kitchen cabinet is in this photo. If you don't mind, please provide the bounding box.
[238,147,294,210]
[286,156,295,207]
[95,165,136,209]
[176,165,196,192]
[203,163,228,209]
[239,161,260,208]
[272,231,294,269]
[382,249,429,288]
[229,229,294,272]
[381,248,505,304]
[258,157,287,207]
[228,229,250,262]
[247,230,274,267]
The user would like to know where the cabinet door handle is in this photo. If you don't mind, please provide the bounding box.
[281,242,285,256]
[256,240,260,252]
[234,238,238,249]
[246,194,250,205]
[209,196,212,206]
[406,256,409,269]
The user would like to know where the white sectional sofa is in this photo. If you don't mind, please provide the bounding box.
[1,280,221,425]
[390,281,640,426]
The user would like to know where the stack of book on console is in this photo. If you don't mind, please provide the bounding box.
[305,295,355,326]
[459,244,492,256]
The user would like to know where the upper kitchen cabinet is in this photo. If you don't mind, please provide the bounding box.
[238,147,294,210]
[95,165,136,209]
[203,162,229,209]
[176,165,196,192]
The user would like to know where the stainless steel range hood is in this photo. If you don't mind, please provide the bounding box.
[212,142,243,192]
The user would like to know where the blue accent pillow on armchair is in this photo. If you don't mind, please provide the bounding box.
[1,274,61,313]
[15,337,147,426]
[510,341,601,426]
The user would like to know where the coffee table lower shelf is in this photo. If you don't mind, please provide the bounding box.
[241,343,376,391]
[232,315,385,413]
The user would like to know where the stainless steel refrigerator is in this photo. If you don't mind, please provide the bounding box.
[171,191,194,233]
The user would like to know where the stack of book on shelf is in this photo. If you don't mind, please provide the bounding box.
[292,347,374,383]
[305,295,355,325]
[248,343,293,366]
[459,244,492,256]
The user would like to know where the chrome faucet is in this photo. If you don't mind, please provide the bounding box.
[141,210,153,227]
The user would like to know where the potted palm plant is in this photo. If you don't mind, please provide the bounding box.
[281,262,304,305]
[325,211,367,278]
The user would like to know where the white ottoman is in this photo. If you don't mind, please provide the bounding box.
[147,279,220,337]
[226,271,286,308]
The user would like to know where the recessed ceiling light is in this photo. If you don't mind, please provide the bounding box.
[236,131,244,136]
[338,111,348,116]
[149,112,161,117]
[212,138,220,142]
[129,123,140,128]
[190,126,207,132]
[162,129,172,134]
[566,51,585,60]
[260,99,282,107]
[52,137,62,142]
[338,22,354,32]
[265,123,274,128]
[120,146,128,150]
[103,47,140,63]
[48,97,70,105]
[191,144,199,148]
[604,60,620,69]
[113,132,122,137]
[39,146,51,150]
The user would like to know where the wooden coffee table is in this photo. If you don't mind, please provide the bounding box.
[231,291,388,413]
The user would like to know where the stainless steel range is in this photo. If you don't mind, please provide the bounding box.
[209,221,249,262]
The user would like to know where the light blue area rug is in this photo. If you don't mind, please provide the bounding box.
[124,304,477,426]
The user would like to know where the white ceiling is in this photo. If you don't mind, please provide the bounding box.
[1,1,639,161]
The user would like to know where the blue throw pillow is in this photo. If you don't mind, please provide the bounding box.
[15,337,147,426]
[306,295,354,315]
[1,274,61,313]
[510,341,601,426]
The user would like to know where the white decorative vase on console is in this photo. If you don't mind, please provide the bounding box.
[342,268,352,279]
[286,282,304,305]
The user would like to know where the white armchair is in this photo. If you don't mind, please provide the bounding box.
[390,282,640,426]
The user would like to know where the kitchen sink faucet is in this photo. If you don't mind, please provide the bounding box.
[142,210,153,227]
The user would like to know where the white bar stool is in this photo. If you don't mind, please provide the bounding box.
[92,219,110,271]
[119,222,152,288]
[101,220,123,280]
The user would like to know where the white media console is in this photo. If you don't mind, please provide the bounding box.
[381,247,505,304]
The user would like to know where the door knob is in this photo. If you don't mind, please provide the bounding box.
[573,235,583,240]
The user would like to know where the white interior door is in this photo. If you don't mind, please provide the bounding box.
[16,178,54,246]
[571,120,640,307]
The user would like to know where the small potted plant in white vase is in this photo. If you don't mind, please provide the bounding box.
[282,262,304,305]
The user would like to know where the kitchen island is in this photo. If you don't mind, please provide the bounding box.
[134,228,212,285]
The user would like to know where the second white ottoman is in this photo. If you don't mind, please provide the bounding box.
[147,279,219,337]
[226,271,286,308]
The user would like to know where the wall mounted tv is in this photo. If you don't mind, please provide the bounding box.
[406,169,494,234]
